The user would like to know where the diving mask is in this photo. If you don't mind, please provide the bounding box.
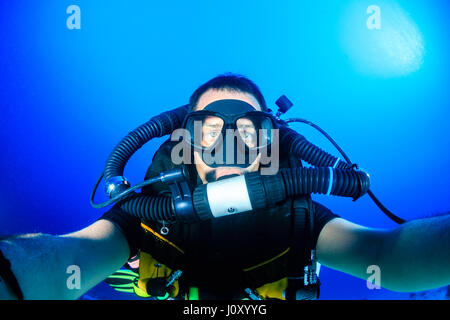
[182,99,278,168]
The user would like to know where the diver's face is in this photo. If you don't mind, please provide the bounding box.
[193,89,262,183]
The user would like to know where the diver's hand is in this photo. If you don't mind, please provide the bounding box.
[0,220,130,300]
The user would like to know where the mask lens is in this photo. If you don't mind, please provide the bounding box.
[201,116,224,148]
[184,112,275,150]
[236,117,258,148]
[185,115,224,149]
[236,115,274,149]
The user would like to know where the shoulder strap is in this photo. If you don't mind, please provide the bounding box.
[285,197,320,300]
[288,197,311,274]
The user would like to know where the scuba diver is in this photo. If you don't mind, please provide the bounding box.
[0,73,449,300]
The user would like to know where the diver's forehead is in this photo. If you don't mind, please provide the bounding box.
[203,117,223,125]
[195,89,261,111]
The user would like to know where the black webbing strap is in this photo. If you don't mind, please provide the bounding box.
[285,197,319,300]
[288,198,310,271]
[0,249,24,300]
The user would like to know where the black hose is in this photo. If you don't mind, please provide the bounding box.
[103,105,189,197]
[119,194,175,221]
[280,120,406,224]
[278,167,369,200]
[105,165,369,223]
[366,190,406,224]
[90,172,164,209]
[191,166,370,221]
[93,105,384,223]
[279,126,351,169]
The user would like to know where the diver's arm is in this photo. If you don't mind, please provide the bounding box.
[316,215,450,292]
[0,219,130,300]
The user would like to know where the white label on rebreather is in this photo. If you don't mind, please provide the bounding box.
[206,175,253,218]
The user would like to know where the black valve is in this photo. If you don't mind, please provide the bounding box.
[275,95,294,117]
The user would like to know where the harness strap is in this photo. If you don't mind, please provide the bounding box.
[288,198,310,269]
[285,197,320,300]
[141,222,185,254]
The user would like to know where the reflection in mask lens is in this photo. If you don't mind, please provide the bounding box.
[236,117,257,148]
[200,116,224,148]
[186,114,274,149]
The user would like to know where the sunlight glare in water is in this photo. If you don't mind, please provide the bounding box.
[340,1,425,77]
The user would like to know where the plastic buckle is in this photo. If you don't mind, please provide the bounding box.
[306,250,319,285]
[166,270,182,288]
[304,265,318,286]
[244,288,263,300]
